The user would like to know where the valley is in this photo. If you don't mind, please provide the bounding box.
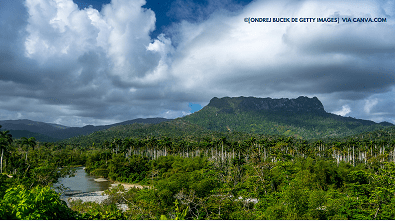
[1,96,395,219]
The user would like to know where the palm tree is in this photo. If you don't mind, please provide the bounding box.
[161,137,172,157]
[127,138,137,156]
[116,139,128,158]
[258,138,269,159]
[248,137,257,149]
[368,140,376,159]
[315,140,324,157]
[178,140,189,157]
[0,126,13,174]
[219,137,228,162]
[121,138,132,157]
[149,137,158,159]
[138,139,147,157]
[101,140,110,165]
[20,137,36,161]
[202,137,212,158]
[111,138,122,154]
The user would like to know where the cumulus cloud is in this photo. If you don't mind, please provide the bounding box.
[334,105,351,116]
[169,0,395,95]
[0,0,394,126]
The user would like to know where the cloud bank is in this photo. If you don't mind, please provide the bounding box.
[0,0,394,126]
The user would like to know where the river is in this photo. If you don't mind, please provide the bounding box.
[53,167,112,201]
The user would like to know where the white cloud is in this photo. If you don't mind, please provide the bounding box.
[160,110,190,119]
[364,98,378,114]
[333,105,351,116]
[24,0,99,62]
[167,0,395,100]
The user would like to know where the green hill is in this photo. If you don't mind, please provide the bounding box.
[61,119,217,146]
[2,130,60,142]
[0,118,170,142]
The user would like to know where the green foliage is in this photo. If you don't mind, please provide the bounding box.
[70,200,127,220]
[153,156,219,199]
[0,174,12,199]
[0,185,76,219]
[92,168,109,177]
[368,162,395,219]
[173,200,188,220]
[108,154,150,182]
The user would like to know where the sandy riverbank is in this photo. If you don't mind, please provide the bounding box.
[110,182,149,190]
[66,182,149,211]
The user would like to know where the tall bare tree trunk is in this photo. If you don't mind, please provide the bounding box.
[221,143,224,162]
[353,146,355,166]
[1,148,3,174]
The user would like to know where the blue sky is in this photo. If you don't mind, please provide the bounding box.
[0,0,394,126]
[73,0,252,39]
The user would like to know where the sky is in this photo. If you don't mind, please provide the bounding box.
[0,0,394,127]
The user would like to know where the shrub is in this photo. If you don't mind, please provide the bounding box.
[1,185,77,219]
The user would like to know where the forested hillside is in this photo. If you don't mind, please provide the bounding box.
[61,119,215,147]
[183,96,392,139]
[0,118,170,141]
[3,130,60,142]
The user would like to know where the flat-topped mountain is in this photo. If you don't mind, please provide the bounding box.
[183,96,393,139]
[209,96,326,114]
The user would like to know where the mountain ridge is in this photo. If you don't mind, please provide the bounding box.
[209,96,326,114]
[1,96,393,142]
[182,96,393,139]
[0,118,171,141]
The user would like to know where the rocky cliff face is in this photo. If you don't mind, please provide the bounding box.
[208,96,326,113]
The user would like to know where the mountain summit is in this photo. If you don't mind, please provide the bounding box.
[183,96,393,139]
[208,96,326,114]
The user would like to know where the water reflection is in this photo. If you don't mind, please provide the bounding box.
[53,167,111,200]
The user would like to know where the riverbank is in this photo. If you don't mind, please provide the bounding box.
[67,191,107,204]
[111,181,149,190]
[67,182,149,203]
[66,182,149,212]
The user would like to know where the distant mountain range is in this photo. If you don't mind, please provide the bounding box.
[1,96,393,142]
[0,118,171,142]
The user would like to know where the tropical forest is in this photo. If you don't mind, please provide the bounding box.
[1,96,395,219]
